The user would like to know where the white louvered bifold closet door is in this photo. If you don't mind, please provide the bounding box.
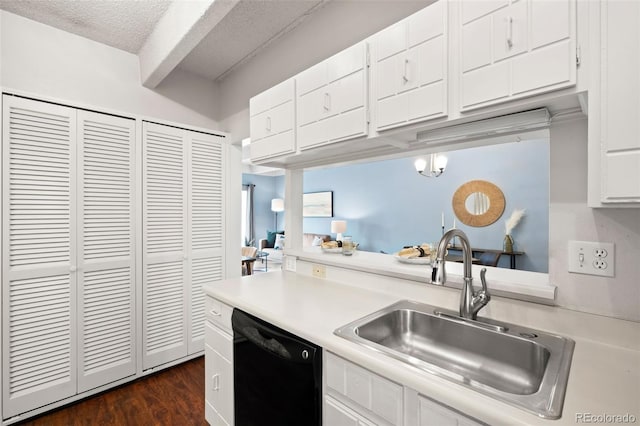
[187,132,225,354]
[142,122,189,369]
[77,111,136,392]
[2,96,78,417]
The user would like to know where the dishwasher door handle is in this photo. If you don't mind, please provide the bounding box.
[232,309,318,363]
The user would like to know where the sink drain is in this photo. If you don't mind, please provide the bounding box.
[519,332,538,338]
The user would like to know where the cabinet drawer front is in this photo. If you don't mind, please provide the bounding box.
[205,296,233,332]
[250,78,294,116]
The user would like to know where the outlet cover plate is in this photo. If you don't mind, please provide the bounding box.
[568,240,615,277]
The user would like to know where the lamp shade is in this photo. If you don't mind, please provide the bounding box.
[434,154,448,171]
[330,220,347,234]
[414,158,428,173]
[271,198,284,212]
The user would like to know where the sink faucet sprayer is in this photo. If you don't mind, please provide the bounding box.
[431,229,490,319]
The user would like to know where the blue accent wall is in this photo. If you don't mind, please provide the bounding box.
[303,139,549,273]
[242,174,285,245]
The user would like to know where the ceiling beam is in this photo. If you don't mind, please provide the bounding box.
[139,0,239,88]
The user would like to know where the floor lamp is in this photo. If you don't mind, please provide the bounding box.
[271,198,284,229]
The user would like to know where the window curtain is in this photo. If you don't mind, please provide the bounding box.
[242,184,255,246]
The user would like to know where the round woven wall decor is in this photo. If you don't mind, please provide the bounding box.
[452,180,505,227]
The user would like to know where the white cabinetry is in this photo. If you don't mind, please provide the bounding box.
[325,395,377,426]
[142,122,225,370]
[375,0,448,130]
[459,0,576,110]
[297,41,369,150]
[2,95,136,417]
[325,352,403,426]
[590,0,640,205]
[325,352,482,426]
[249,78,296,161]
[204,296,234,426]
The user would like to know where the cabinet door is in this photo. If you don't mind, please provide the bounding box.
[205,322,233,426]
[600,0,640,202]
[142,122,189,369]
[187,133,225,354]
[2,96,78,417]
[376,1,447,131]
[77,111,136,392]
[249,79,296,161]
[460,0,576,110]
[298,42,368,150]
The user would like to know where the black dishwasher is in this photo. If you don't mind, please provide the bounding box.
[232,309,322,426]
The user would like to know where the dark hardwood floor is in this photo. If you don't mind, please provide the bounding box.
[19,357,207,426]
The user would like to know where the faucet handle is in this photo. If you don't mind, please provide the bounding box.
[431,258,446,285]
[479,268,490,300]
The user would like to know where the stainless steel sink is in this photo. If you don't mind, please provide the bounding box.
[334,300,575,419]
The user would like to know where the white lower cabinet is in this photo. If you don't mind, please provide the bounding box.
[204,297,234,426]
[325,395,377,426]
[325,352,482,426]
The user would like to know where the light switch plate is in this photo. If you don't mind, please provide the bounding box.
[568,240,615,277]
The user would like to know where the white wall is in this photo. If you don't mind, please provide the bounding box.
[0,11,220,130]
[549,118,640,321]
[217,0,430,142]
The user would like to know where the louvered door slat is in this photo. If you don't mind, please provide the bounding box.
[77,111,135,393]
[2,96,77,417]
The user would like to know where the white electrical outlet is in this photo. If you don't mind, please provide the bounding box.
[311,264,326,279]
[568,241,615,277]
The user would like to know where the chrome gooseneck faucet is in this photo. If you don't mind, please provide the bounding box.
[431,229,490,319]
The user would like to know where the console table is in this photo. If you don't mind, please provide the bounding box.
[448,246,525,269]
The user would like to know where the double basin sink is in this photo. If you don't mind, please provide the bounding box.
[334,300,575,419]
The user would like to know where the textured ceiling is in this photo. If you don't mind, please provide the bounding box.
[0,0,172,53]
[178,0,326,81]
[0,0,327,82]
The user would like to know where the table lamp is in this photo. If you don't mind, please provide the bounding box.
[331,220,347,241]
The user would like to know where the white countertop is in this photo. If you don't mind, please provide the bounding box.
[204,270,640,426]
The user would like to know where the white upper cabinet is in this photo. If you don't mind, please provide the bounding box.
[590,0,640,205]
[297,41,369,150]
[249,78,296,162]
[459,0,577,111]
[375,0,448,130]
